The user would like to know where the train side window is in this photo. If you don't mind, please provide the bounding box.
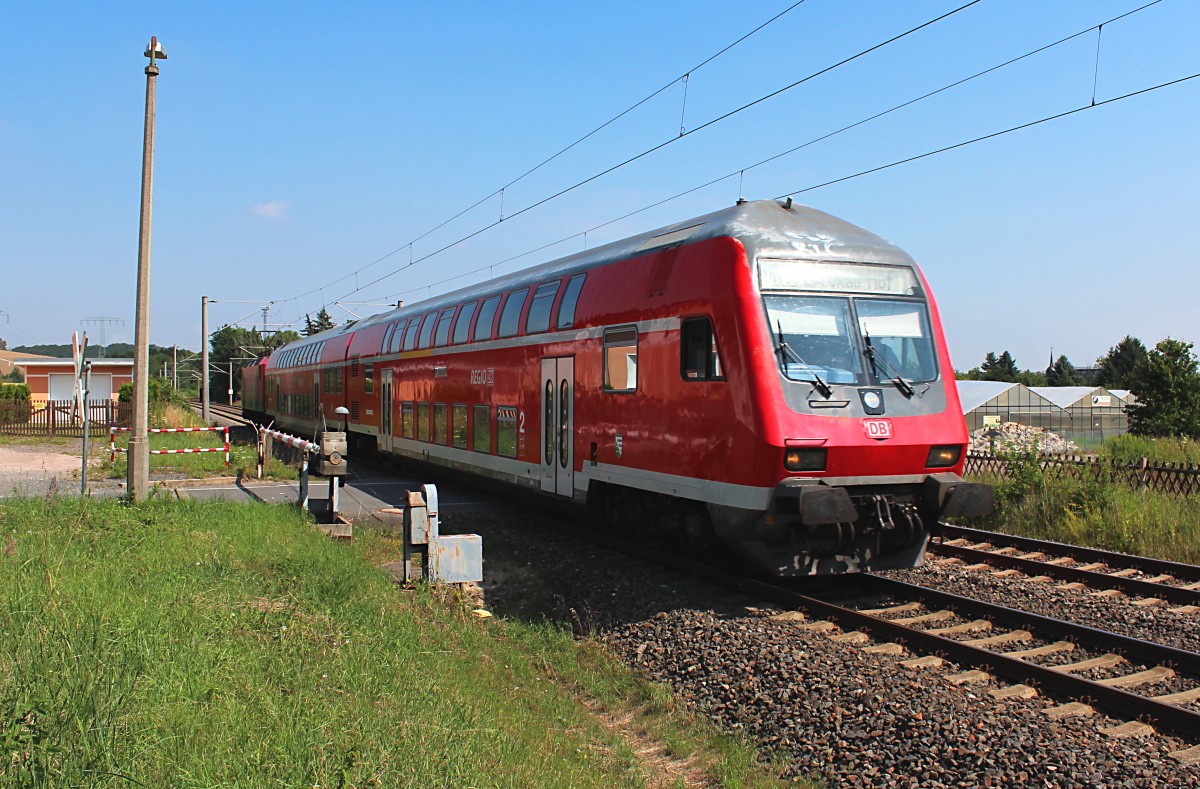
[472,404,490,452]
[451,404,468,448]
[496,406,518,457]
[417,312,438,349]
[556,274,585,329]
[452,301,477,344]
[680,317,724,381]
[434,307,457,347]
[497,288,529,338]
[474,295,501,341]
[433,403,448,444]
[401,401,414,439]
[525,280,560,334]
[402,318,421,351]
[417,402,430,442]
[603,326,638,393]
[388,320,407,353]
[364,363,374,394]
[382,323,396,353]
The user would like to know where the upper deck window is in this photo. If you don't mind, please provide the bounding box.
[402,318,421,351]
[524,281,560,334]
[497,288,529,338]
[417,312,438,349]
[474,295,501,341]
[434,307,457,347]
[452,301,477,344]
[759,259,921,296]
[556,274,585,329]
[388,320,407,353]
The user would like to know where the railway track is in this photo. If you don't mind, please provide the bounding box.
[930,524,1200,607]
[521,511,1200,755]
[193,400,256,429]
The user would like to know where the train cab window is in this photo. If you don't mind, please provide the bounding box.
[556,274,585,329]
[402,318,421,351]
[364,363,374,394]
[433,403,448,444]
[452,301,477,344]
[525,280,560,334]
[603,326,638,393]
[474,295,501,341]
[417,402,430,442]
[388,320,407,353]
[472,404,490,452]
[497,288,529,338]
[496,406,518,458]
[434,307,457,347]
[401,401,414,439]
[418,312,438,349]
[451,404,468,448]
[681,317,724,381]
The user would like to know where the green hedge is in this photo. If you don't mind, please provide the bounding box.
[0,383,31,402]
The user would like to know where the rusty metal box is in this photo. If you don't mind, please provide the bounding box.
[429,534,483,584]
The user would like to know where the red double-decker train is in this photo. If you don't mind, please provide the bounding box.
[243,199,991,575]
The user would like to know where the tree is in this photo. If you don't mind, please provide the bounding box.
[303,307,336,337]
[1095,335,1147,390]
[209,325,266,401]
[0,337,7,350]
[979,351,1018,383]
[1126,338,1200,438]
[1045,355,1084,386]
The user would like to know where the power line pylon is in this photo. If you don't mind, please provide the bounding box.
[80,317,125,357]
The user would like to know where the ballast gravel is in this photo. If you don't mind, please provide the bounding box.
[448,509,1200,787]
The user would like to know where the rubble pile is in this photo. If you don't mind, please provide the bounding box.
[970,421,1080,455]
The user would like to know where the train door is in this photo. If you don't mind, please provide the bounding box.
[539,357,574,496]
[379,368,393,453]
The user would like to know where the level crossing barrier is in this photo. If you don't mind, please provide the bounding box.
[110,425,230,466]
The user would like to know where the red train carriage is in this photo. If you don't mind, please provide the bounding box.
[245,199,992,576]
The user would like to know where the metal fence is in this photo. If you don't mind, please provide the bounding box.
[965,452,1200,497]
[0,400,131,437]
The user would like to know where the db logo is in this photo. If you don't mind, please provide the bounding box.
[863,419,893,440]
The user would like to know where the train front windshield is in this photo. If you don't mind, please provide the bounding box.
[759,259,938,387]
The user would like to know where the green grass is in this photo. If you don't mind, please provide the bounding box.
[0,498,782,787]
[969,454,1200,563]
[1096,434,1200,466]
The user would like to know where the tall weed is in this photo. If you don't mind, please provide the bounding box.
[975,451,1200,563]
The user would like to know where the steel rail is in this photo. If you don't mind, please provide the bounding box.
[937,524,1200,583]
[929,541,1200,607]
[773,574,1200,740]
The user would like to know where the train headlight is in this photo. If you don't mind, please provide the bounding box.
[926,445,962,468]
[785,448,826,472]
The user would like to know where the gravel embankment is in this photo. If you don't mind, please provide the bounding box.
[451,509,1200,787]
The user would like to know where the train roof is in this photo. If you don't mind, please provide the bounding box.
[277,199,918,349]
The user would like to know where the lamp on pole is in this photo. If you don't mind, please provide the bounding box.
[128,35,166,502]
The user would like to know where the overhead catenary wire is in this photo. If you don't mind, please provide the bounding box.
[367,68,1198,310]
[362,0,1165,305]
[319,0,985,309]
[776,70,1200,199]
[280,0,814,307]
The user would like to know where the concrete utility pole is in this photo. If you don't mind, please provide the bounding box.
[201,295,209,423]
[128,36,166,502]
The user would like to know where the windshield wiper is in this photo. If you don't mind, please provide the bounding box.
[775,321,833,399]
[863,333,915,398]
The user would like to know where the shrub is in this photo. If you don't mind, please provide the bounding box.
[0,383,31,402]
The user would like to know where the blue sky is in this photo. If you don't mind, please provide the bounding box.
[2,0,1197,372]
